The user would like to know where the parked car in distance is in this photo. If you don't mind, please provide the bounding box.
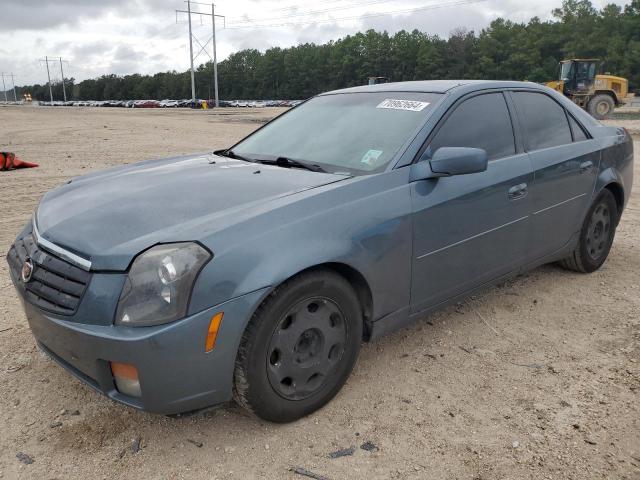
[133,100,160,108]
[160,99,180,108]
[8,80,633,422]
[36,98,301,109]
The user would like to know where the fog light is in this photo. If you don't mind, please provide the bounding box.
[110,362,142,398]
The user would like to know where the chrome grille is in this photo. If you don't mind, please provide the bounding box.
[7,234,91,316]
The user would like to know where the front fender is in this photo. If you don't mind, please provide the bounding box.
[188,168,414,322]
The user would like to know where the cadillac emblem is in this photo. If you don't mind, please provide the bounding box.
[21,258,34,283]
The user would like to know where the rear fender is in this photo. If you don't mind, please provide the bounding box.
[595,129,634,213]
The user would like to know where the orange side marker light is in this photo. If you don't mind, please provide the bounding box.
[205,312,224,352]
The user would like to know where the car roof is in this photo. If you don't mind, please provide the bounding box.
[321,80,544,95]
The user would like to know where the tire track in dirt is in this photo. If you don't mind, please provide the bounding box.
[0,107,638,480]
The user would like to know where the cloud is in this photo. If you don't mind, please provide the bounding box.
[2,0,130,31]
[1,0,632,85]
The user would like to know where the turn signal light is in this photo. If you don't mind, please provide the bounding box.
[205,312,224,352]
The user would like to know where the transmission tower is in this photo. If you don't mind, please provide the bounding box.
[0,73,18,102]
[10,73,17,102]
[176,1,225,107]
[39,56,69,102]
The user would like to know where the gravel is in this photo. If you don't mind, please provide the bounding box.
[0,106,638,479]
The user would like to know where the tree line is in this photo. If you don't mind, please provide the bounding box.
[14,0,640,101]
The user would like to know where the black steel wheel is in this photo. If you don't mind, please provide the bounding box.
[266,297,348,401]
[559,189,618,273]
[585,201,612,262]
[233,270,362,423]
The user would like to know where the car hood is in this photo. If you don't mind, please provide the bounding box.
[35,153,348,271]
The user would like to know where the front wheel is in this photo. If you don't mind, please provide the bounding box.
[559,189,618,273]
[588,94,615,120]
[233,270,362,423]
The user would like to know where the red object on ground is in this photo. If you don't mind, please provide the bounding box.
[0,152,39,171]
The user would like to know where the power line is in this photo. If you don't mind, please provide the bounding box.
[227,0,487,28]
[225,0,488,29]
[226,0,404,23]
[234,0,381,16]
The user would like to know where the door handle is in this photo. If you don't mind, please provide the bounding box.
[580,161,594,173]
[508,183,528,201]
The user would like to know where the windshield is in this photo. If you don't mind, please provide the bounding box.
[231,92,442,175]
[560,62,574,81]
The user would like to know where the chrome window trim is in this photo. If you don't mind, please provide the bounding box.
[32,217,92,271]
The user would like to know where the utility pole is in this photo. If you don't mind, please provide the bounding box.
[11,73,17,102]
[43,56,54,102]
[212,3,219,107]
[187,0,196,103]
[176,1,225,107]
[59,57,67,102]
[1,73,6,103]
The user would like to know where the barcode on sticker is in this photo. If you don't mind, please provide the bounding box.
[377,99,430,112]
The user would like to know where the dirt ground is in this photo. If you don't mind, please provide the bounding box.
[0,105,638,480]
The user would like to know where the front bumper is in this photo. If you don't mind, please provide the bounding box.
[20,287,269,415]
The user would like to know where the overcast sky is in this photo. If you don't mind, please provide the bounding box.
[0,0,630,86]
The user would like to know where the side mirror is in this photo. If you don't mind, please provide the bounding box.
[410,147,488,182]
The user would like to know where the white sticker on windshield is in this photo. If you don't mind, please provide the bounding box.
[377,99,430,112]
[361,149,383,166]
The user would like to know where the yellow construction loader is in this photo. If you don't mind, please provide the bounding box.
[546,59,634,120]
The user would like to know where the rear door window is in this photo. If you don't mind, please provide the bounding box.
[428,93,515,161]
[512,92,573,151]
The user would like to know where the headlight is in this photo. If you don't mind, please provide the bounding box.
[115,243,211,327]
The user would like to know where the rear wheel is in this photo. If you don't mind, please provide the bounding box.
[233,270,362,423]
[587,94,615,120]
[559,189,618,273]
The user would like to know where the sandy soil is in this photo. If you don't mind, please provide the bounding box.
[0,106,638,480]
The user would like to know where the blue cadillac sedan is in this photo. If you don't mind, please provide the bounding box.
[7,80,634,422]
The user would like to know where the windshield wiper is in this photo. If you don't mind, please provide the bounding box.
[215,149,254,162]
[254,157,327,173]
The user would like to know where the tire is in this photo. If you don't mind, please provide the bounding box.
[588,94,615,120]
[559,189,618,273]
[233,270,362,423]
